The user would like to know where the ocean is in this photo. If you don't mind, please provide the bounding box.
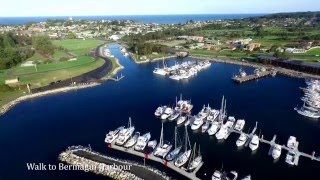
[0,14,264,25]
[0,44,319,180]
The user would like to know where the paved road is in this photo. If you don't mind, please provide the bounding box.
[32,44,112,93]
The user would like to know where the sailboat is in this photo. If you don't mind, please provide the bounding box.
[115,117,135,146]
[153,123,173,158]
[174,126,192,167]
[188,143,202,171]
[217,96,227,122]
[166,126,182,161]
[153,58,168,76]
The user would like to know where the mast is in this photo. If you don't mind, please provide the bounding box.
[180,93,182,101]
[128,117,132,128]
[184,126,188,152]
[174,126,177,149]
[159,123,164,146]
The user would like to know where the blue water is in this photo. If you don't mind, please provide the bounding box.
[0,44,320,180]
[0,14,264,25]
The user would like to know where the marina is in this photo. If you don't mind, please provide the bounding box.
[232,68,276,83]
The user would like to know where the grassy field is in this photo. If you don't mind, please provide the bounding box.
[53,39,104,56]
[306,47,320,55]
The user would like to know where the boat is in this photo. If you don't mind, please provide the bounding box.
[208,121,220,136]
[207,109,219,122]
[212,170,222,180]
[161,107,174,120]
[287,136,297,149]
[285,151,296,165]
[166,127,182,161]
[234,119,245,131]
[233,68,247,79]
[105,126,124,144]
[184,117,191,126]
[177,115,187,125]
[124,132,140,148]
[191,115,204,130]
[295,106,320,119]
[134,132,151,151]
[154,123,173,158]
[115,118,135,146]
[272,144,282,160]
[153,59,168,76]
[187,143,202,171]
[155,106,165,117]
[147,140,157,149]
[175,94,193,113]
[224,171,238,180]
[225,116,236,128]
[241,175,252,180]
[215,124,228,140]
[249,135,259,151]
[201,121,210,133]
[236,133,248,147]
[168,111,180,121]
[174,126,192,167]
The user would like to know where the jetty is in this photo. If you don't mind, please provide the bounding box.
[232,70,274,83]
[108,142,203,180]
[108,74,125,81]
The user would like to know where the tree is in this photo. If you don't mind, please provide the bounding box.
[67,32,77,39]
[253,25,264,37]
[32,35,55,55]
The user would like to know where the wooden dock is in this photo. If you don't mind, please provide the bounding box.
[232,70,273,83]
[109,143,203,180]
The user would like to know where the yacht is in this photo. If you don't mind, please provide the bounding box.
[234,119,245,131]
[134,132,151,151]
[177,115,187,125]
[153,68,168,76]
[169,74,182,81]
[208,121,220,136]
[168,111,180,121]
[175,95,193,113]
[207,109,219,122]
[285,151,296,165]
[295,107,320,119]
[147,140,157,149]
[272,144,282,160]
[154,123,173,158]
[155,106,165,117]
[174,150,191,167]
[188,144,202,171]
[124,132,140,148]
[161,107,174,120]
[249,135,259,151]
[104,126,124,144]
[191,115,204,130]
[201,122,210,133]
[287,136,297,149]
[215,124,228,140]
[236,133,248,147]
[184,117,191,126]
[225,116,236,128]
[115,126,135,146]
[166,127,182,161]
[212,170,222,180]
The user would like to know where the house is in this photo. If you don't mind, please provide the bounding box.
[247,43,261,51]
[285,48,306,54]
[5,78,19,85]
[109,35,121,41]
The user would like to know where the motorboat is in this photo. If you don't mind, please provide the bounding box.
[234,119,245,131]
[201,122,210,133]
[249,135,259,151]
[147,140,157,149]
[236,133,248,147]
[115,126,135,146]
[207,109,219,122]
[134,132,151,151]
[177,115,187,125]
[191,115,204,130]
[295,107,320,119]
[155,106,165,117]
[272,144,282,160]
[161,107,174,120]
[215,124,228,140]
[153,68,168,76]
[105,126,124,143]
[287,136,297,149]
[124,132,140,148]
[225,116,236,128]
[212,170,222,180]
[175,95,193,113]
[208,121,220,136]
[168,111,180,121]
[285,151,296,165]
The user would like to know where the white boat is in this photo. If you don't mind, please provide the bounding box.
[215,124,228,140]
[236,133,247,147]
[177,115,187,125]
[285,151,296,165]
[287,136,297,149]
[212,170,222,180]
[161,107,174,120]
[207,109,219,122]
[191,116,204,130]
[168,111,180,121]
[188,144,202,171]
[175,95,193,113]
[272,144,282,160]
[116,126,135,146]
[124,132,140,148]
[134,132,151,151]
[169,74,182,81]
[208,121,220,136]
[147,140,157,149]
[249,135,259,151]
[166,127,182,161]
[184,118,191,126]
[201,122,210,133]
[234,119,245,131]
[104,126,124,144]
[295,107,320,119]
[154,123,172,158]
[153,68,168,76]
[241,175,251,180]
[155,106,165,117]
[174,150,191,167]
[225,171,238,180]
[225,116,236,128]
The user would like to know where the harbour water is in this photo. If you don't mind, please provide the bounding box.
[0,44,320,180]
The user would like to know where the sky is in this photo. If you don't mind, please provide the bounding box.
[0,0,319,17]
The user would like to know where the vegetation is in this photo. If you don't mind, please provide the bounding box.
[32,35,55,55]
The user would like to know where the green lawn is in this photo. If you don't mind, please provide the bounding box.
[53,39,104,56]
[306,48,320,56]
